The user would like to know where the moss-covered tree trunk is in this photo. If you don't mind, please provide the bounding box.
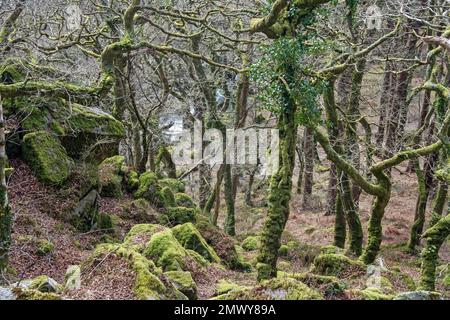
[257,65,297,281]
[302,127,314,208]
[408,160,428,251]
[0,94,11,270]
[419,214,450,291]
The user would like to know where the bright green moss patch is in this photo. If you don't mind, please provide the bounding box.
[36,239,55,256]
[175,193,196,209]
[134,172,165,207]
[172,223,220,263]
[348,287,394,300]
[312,253,366,278]
[165,207,197,226]
[164,271,197,300]
[214,277,323,300]
[282,272,346,297]
[144,229,187,271]
[216,280,250,295]
[158,178,185,193]
[124,224,166,253]
[242,236,260,251]
[22,131,73,185]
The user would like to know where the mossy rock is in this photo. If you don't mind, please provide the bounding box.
[278,245,289,257]
[14,97,124,162]
[159,178,185,193]
[28,275,63,293]
[14,288,61,300]
[282,272,346,298]
[241,236,260,251]
[125,169,139,192]
[214,277,323,300]
[195,217,250,271]
[22,131,74,185]
[216,280,250,295]
[175,193,196,209]
[347,287,394,300]
[312,254,366,278]
[171,223,220,263]
[143,229,188,272]
[134,172,165,207]
[98,156,125,198]
[124,224,167,253]
[164,271,197,300]
[165,207,197,226]
[161,187,176,207]
[87,243,186,300]
[393,291,443,300]
[36,239,54,256]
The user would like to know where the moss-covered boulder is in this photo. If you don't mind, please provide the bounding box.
[214,277,323,300]
[161,187,176,207]
[172,223,220,263]
[165,207,197,226]
[22,131,74,185]
[216,280,250,296]
[28,275,63,293]
[164,271,197,300]
[124,169,140,192]
[143,229,188,271]
[86,243,187,300]
[282,272,346,298]
[11,97,124,162]
[241,236,260,251]
[195,217,251,271]
[159,178,185,193]
[134,172,166,207]
[98,156,125,198]
[347,287,394,300]
[175,193,196,209]
[124,224,167,253]
[312,253,366,278]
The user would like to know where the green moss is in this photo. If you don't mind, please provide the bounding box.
[283,272,346,297]
[125,170,140,192]
[242,236,260,251]
[161,187,176,207]
[215,277,323,300]
[277,261,292,272]
[89,243,179,300]
[143,229,187,271]
[216,280,249,295]
[312,253,366,277]
[278,245,289,257]
[124,224,166,253]
[29,275,63,293]
[171,223,220,263]
[165,207,197,226]
[186,249,209,267]
[158,178,185,193]
[134,172,165,207]
[98,156,125,198]
[36,239,54,256]
[15,289,61,300]
[195,217,250,271]
[164,271,197,300]
[175,193,196,209]
[349,287,394,300]
[22,131,73,185]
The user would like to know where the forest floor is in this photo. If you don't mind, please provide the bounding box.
[3,158,449,299]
